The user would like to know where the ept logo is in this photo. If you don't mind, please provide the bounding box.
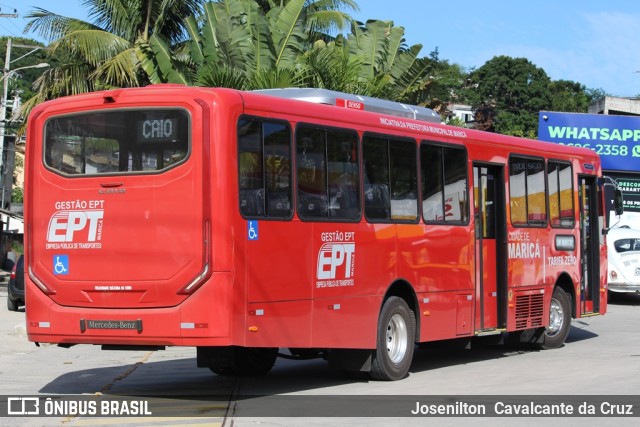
[317,243,355,280]
[47,210,104,243]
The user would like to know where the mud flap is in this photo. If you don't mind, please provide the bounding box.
[197,346,234,368]
[518,327,545,346]
[328,349,372,372]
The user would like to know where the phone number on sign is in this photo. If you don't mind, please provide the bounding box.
[559,142,635,157]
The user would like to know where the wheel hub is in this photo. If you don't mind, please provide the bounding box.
[386,313,408,363]
[548,297,564,336]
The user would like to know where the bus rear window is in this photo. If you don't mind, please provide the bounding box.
[44,109,190,175]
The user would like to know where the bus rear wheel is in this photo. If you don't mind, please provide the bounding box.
[541,287,571,349]
[210,347,278,376]
[370,297,415,381]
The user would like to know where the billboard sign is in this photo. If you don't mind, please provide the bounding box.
[538,111,640,172]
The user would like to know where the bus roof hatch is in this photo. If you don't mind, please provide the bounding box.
[253,88,441,124]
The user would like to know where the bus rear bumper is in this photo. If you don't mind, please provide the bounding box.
[26,273,236,347]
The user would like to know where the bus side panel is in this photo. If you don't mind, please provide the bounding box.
[418,291,473,341]
[397,224,475,294]
[244,300,313,348]
[397,224,475,341]
[505,223,550,331]
[307,223,393,349]
[310,296,379,348]
[242,220,311,303]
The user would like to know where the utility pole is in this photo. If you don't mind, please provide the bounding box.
[0,32,46,210]
[0,9,17,242]
[0,37,13,210]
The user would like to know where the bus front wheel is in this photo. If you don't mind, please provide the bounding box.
[370,296,415,381]
[541,287,571,349]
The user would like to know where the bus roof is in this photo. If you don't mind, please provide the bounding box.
[252,88,441,124]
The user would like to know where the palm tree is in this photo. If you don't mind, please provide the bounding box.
[20,0,206,116]
[23,0,434,112]
[177,0,313,89]
[254,0,358,35]
[184,3,430,100]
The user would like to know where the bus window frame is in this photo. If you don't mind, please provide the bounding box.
[42,107,192,178]
[295,122,361,223]
[547,158,575,229]
[419,139,470,226]
[508,154,548,228]
[361,131,420,225]
[237,115,294,221]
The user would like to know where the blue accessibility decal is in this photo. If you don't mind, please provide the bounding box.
[248,220,259,240]
[53,255,69,275]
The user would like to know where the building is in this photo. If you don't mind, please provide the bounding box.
[588,96,640,116]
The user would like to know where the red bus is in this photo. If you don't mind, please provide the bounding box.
[25,86,611,381]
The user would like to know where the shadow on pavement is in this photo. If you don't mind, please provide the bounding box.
[36,321,598,398]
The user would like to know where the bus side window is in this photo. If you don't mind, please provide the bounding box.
[421,144,444,222]
[547,161,574,228]
[509,156,548,227]
[420,142,467,223]
[363,135,418,222]
[328,137,359,220]
[297,126,360,221]
[238,117,292,218]
[363,136,391,220]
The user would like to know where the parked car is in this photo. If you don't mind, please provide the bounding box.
[7,254,24,311]
[607,227,640,294]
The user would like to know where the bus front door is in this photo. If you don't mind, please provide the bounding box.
[578,175,600,315]
[473,164,507,331]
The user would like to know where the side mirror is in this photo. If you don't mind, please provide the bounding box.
[614,189,624,216]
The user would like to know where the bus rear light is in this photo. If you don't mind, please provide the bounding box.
[28,266,57,295]
[610,270,618,280]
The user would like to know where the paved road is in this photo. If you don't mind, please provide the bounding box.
[1,283,639,426]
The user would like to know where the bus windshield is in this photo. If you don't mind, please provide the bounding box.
[44,109,190,175]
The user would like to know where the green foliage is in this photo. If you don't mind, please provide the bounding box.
[11,187,23,203]
[20,0,208,122]
[444,116,466,128]
[549,80,593,113]
[466,56,552,136]
[0,36,49,112]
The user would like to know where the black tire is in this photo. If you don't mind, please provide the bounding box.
[209,347,278,376]
[370,297,415,381]
[7,296,17,312]
[541,287,571,349]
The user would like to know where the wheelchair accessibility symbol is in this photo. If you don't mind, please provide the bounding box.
[248,220,259,240]
[53,255,69,275]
